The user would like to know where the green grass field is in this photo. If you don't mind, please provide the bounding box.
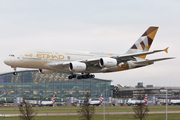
[0,106,179,119]
[1,114,180,120]
[0,105,179,114]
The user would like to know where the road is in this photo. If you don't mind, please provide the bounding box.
[1,111,180,117]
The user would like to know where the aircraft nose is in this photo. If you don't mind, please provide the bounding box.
[4,58,10,65]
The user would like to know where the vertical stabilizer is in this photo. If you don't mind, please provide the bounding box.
[99,95,103,103]
[52,95,55,103]
[144,94,148,103]
[126,27,159,59]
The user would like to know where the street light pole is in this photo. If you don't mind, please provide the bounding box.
[103,90,105,120]
[166,88,167,120]
[104,97,105,120]
[103,89,108,120]
[160,87,168,120]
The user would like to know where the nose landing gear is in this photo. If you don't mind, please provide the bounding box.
[13,67,17,75]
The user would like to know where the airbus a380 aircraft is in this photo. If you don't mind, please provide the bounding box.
[4,27,174,79]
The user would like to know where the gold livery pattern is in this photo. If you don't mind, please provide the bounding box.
[36,53,64,59]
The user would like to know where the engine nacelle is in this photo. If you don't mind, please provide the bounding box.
[39,69,54,74]
[99,57,117,67]
[69,62,86,72]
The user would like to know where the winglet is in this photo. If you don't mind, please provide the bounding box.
[164,47,169,53]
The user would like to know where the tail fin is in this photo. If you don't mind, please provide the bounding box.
[126,27,159,59]
[144,94,148,103]
[52,95,55,103]
[99,95,103,103]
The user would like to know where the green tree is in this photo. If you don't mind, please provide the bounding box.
[133,92,149,120]
[77,93,95,120]
[19,97,37,120]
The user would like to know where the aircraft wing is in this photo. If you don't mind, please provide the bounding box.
[84,48,170,65]
[133,57,174,64]
[48,47,172,71]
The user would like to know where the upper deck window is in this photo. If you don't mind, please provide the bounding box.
[9,54,15,57]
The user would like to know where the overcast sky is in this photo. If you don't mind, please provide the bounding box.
[0,0,179,87]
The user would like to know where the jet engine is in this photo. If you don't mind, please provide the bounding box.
[39,69,54,74]
[69,62,86,72]
[99,57,117,67]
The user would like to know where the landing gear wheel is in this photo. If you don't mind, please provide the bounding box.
[77,76,82,79]
[68,76,73,79]
[72,75,76,78]
[86,74,91,78]
[68,74,76,79]
[82,75,87,79]
[13,72,17,75]
[91,75,95,78]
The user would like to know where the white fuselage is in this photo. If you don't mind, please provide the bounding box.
[4,49,125,73]
[127,99,146,105]
[89,98,101,106]
[40,100,54,106]
[170,100,180,105]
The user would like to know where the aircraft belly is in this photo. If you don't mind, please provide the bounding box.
[103,66,127,73]
[86,66,102,73]
[17,62,45,69]
[89,103,100,106]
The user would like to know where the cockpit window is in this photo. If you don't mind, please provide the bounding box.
[9,54,15,57]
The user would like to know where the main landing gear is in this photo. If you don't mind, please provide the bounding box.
[68,73,95,79]
[68,74,76,79]
[77,74,95,79]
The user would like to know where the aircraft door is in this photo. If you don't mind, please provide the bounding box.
[19,55,23,61]
[42,55,47,62]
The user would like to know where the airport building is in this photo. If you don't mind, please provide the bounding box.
[0,70,112,102]
[113,82,180,99]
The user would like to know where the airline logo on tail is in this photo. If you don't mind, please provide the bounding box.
[99,95,103,103]
[52,95,55,103]
[126,27,158,59]
[144,94,148,103]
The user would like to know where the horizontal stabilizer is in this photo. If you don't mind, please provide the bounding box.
[117,48,168,59]
[133,57,175,64]
[164,47,169,53]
